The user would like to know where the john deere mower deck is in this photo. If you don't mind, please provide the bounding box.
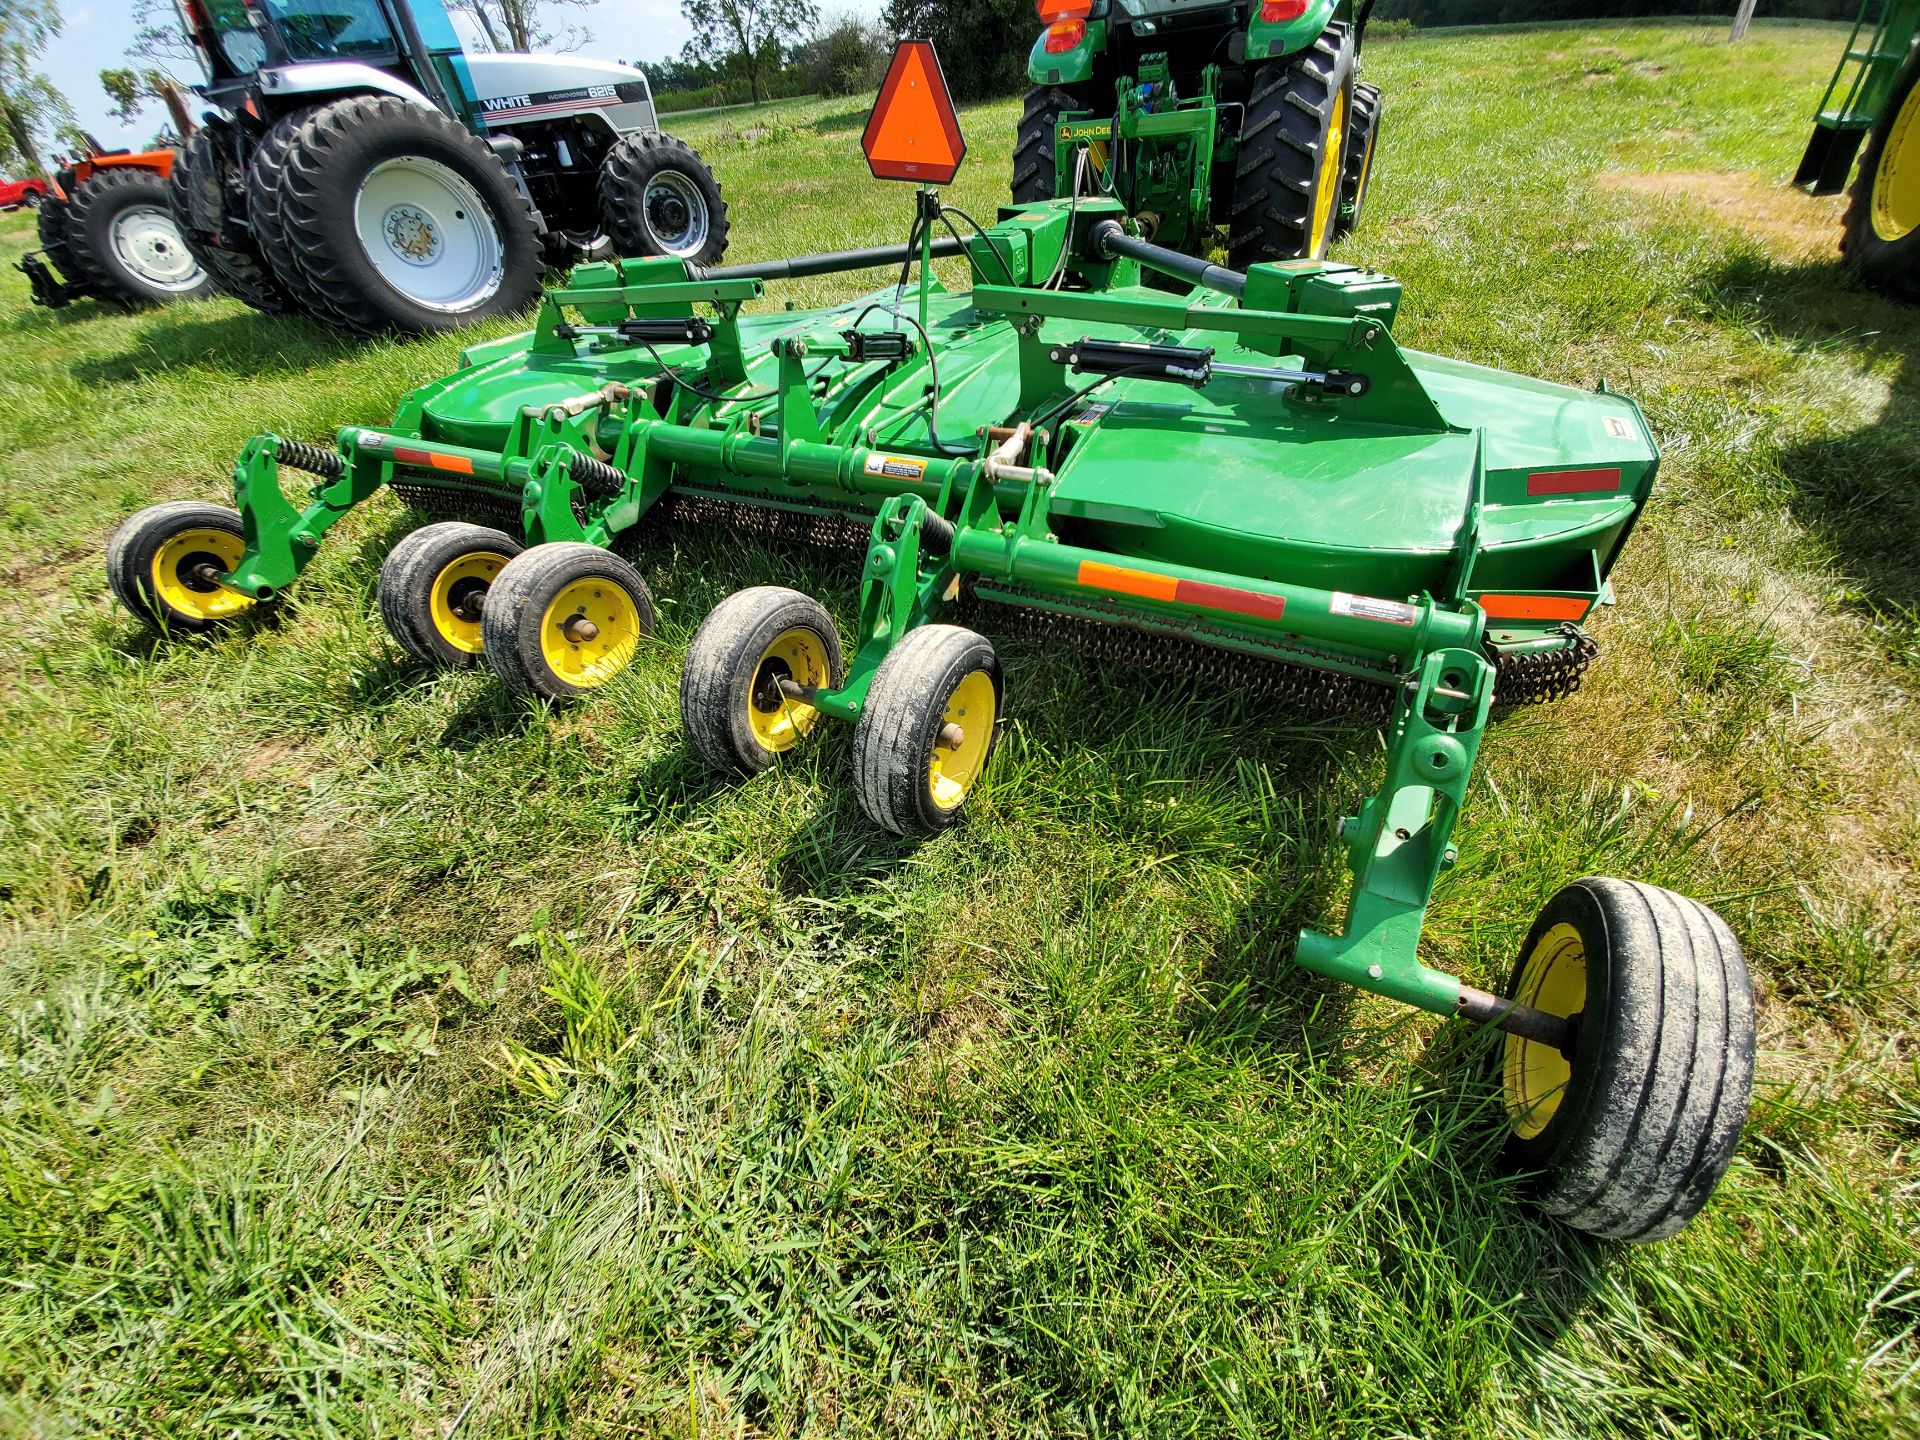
[111,145,1753,1241]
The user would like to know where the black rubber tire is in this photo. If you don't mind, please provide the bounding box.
[66,166,212,304]
[1840,44,1920,304]
[597,131,730,266]
[106,500,257,633]
[850,625,1003,838]
[267,95,543,336]
[480,542,657,701]
[248,106,358,327]
[1333,80,1381,242]
[35,191,95,298]
[1228,25,1356,267]
[378,521,524,670]
[21,188,40,209]
[170,121,296,315]
[1012,86,1086,206]
[681,586,846,776]
[1498,877,1756,1242]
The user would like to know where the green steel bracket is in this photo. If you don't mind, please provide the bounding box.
[1246,0,1341,61]
[1294,646,1497,1016]
[812,494,957,723]
[520,444,592,546]
[225,431,387,599]
[1027,15,1107,87]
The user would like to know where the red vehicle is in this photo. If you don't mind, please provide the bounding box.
[0,176,49,210]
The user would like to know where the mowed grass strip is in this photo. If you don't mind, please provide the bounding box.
[0,20,1914,1438]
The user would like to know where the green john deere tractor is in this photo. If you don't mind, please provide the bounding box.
[107,46,1754,1241]
[1797,0,1920,301]
[1015,0,1382,263]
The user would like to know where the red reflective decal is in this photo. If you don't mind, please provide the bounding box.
[1527,467,1620,496]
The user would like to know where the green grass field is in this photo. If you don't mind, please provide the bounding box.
[0,20,1915,1437]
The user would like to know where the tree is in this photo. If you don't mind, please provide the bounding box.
[880,0,1029,102]
[445,0,599,52]
[0,0,74,176]
[681,0,819,105]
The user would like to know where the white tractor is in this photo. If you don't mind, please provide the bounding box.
[168,0,730,334]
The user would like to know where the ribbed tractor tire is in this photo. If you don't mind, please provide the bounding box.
[378,521,524,670]
[681,586,846,776]
[1012,86,1085,205]
[481,543,657,702]
[266,96,543,335]
[1840,43,1920,303]
[1497,877,1757,1242]
[106,500,259,633]
[850,625,1003,838]
[597,131,730,266]
[1228,24,1356,267]
[248,106,355,327]
[65,166,212,304]
[170,121,296,315]
[34,191,95,298]
[1333,80,1381,241]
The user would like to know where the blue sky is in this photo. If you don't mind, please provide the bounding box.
[37,0,887,154]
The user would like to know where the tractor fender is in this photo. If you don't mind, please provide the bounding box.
[253,61,437,112]
[1246,0,1345,62]
[1027,16,1108,88]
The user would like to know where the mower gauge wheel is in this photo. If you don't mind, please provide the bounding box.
[480,543,657,701]
[851,625,1003,837]
[378,522,525,669]
[107,501,258,633]
[682,587,847,776]
[1498,877,1756,1241]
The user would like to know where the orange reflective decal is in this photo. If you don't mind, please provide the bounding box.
[1077,562,1286,621]
[862,40,967,184]
[1477,594,1592,622]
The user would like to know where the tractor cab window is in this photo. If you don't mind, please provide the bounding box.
[258,0,399,64]
[195,0,270,73]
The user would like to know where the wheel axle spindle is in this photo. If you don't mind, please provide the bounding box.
[561,614,599,643]
[1456,983,1575,1053]
[938,722,966,749]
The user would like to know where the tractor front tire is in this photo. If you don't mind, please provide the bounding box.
[1841,44,1920,303]
[171,121,296,315]
[262,96,543,336]
[1498,877,1756,1241]
[1012,86,1087,206]
[1228,25,1356,266]
[66,166,212,305]
[598,132,730,265]
[35,192,96,300]
[1334,80,1381,241]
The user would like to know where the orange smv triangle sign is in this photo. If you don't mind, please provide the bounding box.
[862,39,966,184]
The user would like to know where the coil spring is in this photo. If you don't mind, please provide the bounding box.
[570,454,627,499]
[276,438,344,480]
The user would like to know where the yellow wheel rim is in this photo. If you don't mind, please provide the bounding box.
[1871,77,1920,243]
[1311,88,1348,257]
[427,550,509,655]
[747,626,832,754]
[537,577,642,689]
[928,669,996,811]
[150,527,252,622]
[1502,922,1588,1140]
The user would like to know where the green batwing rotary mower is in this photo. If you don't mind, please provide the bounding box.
[109,56,1754,1239]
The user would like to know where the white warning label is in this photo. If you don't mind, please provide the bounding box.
[1331,591,1418,626]
[1603,415,1632,440]
[863,452,928,480]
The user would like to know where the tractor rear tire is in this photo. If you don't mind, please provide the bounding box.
[1012,86,1088,206]
[262,96,543,336]
[65,166,212,305]
[1497,877,1756,1241]
[170,121,296,315]
[1334,80,1381,241]
[249,106,358,327]
[598,131,729,265]
[34,192,96,300]
[1228,24,1356,266]
[1841,44,1920,303]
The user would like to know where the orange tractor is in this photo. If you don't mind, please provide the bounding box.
[20,144,211,308]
